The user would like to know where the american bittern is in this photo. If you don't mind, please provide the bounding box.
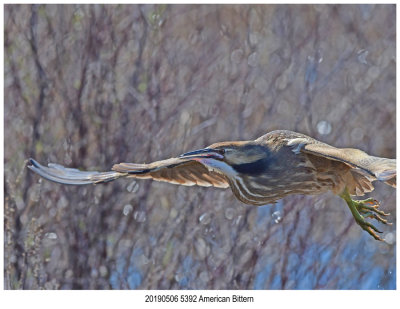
[28,130,396,240]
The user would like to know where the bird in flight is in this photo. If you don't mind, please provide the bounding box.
[28,130,395,241]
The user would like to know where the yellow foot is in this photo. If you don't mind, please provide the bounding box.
[353,198,391,225]
[340,191,391,241]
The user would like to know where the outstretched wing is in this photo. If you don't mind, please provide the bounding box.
[284,135,396,196]
[28,157,229,188]
[112,158,229,188]
[301,143,396,187]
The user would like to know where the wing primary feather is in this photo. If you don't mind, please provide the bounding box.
[28,158,124,185]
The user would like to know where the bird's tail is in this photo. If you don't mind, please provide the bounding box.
[368,156,396,188]
[27,158,126,185]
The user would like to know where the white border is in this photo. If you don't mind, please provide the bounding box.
[1,1,399,308]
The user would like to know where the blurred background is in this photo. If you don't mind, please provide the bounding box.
[4,4,395,289]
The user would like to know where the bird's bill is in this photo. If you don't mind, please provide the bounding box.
[179,148,224,160]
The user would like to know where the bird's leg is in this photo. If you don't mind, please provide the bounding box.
[353,198,391,225]
[339,189,391,241]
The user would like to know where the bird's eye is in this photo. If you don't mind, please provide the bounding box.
[218,149,225,154]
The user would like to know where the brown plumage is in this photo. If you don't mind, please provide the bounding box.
[28,130,396,240]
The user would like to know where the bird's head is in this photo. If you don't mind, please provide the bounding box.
[179,142,271,177]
